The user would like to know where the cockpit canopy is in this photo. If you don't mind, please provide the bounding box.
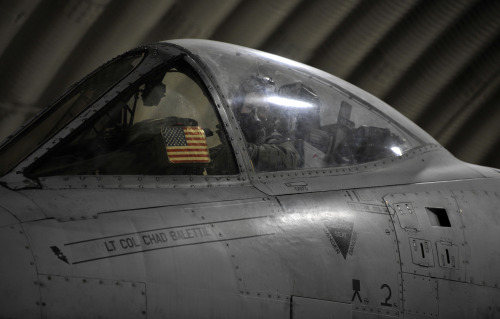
[0,40,438,184]
[169,40,436,172]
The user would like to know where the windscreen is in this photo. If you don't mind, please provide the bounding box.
[0,51,144,175]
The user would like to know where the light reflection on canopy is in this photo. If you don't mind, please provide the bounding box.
[391,146,403,156]
[267,96,314,108]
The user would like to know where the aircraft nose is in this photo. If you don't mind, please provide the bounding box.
[0,223,41,318]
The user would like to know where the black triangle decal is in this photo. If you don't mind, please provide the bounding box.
[326,221,354,259]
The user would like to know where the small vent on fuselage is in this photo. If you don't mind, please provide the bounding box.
[426,207,451,227]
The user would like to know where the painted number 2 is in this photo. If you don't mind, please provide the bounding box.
[380,284,392,307]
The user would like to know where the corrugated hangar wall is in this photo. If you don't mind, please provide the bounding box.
[0,0,499,167]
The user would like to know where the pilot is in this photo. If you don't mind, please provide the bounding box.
[278,82,321,167]
[235,75,275,145]
[235,75,300,172]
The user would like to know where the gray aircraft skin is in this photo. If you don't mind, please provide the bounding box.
[1,39,499,318]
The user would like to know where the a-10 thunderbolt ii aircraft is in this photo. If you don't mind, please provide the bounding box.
[1,39,499,319]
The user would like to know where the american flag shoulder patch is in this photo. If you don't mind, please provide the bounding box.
[161,126,211,163]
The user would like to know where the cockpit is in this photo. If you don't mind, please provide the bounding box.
[0,40,438,187]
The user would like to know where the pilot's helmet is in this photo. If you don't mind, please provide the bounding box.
[278,82,320,109]
[241,75,276,95]
[234,75,276,115]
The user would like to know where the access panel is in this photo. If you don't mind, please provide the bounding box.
[277,190,401,317]
[384,190,465,282]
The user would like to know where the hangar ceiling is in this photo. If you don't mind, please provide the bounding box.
[1,0,499,168]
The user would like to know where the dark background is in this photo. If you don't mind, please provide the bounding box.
[1,0,499,168]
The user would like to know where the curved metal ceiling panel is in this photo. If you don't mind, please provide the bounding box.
[212,0,302,48]
[385,0,500,121]
[311,0,419,78]
[261,0,359,62]
[0,0,40,57]
[349,0,475,98]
